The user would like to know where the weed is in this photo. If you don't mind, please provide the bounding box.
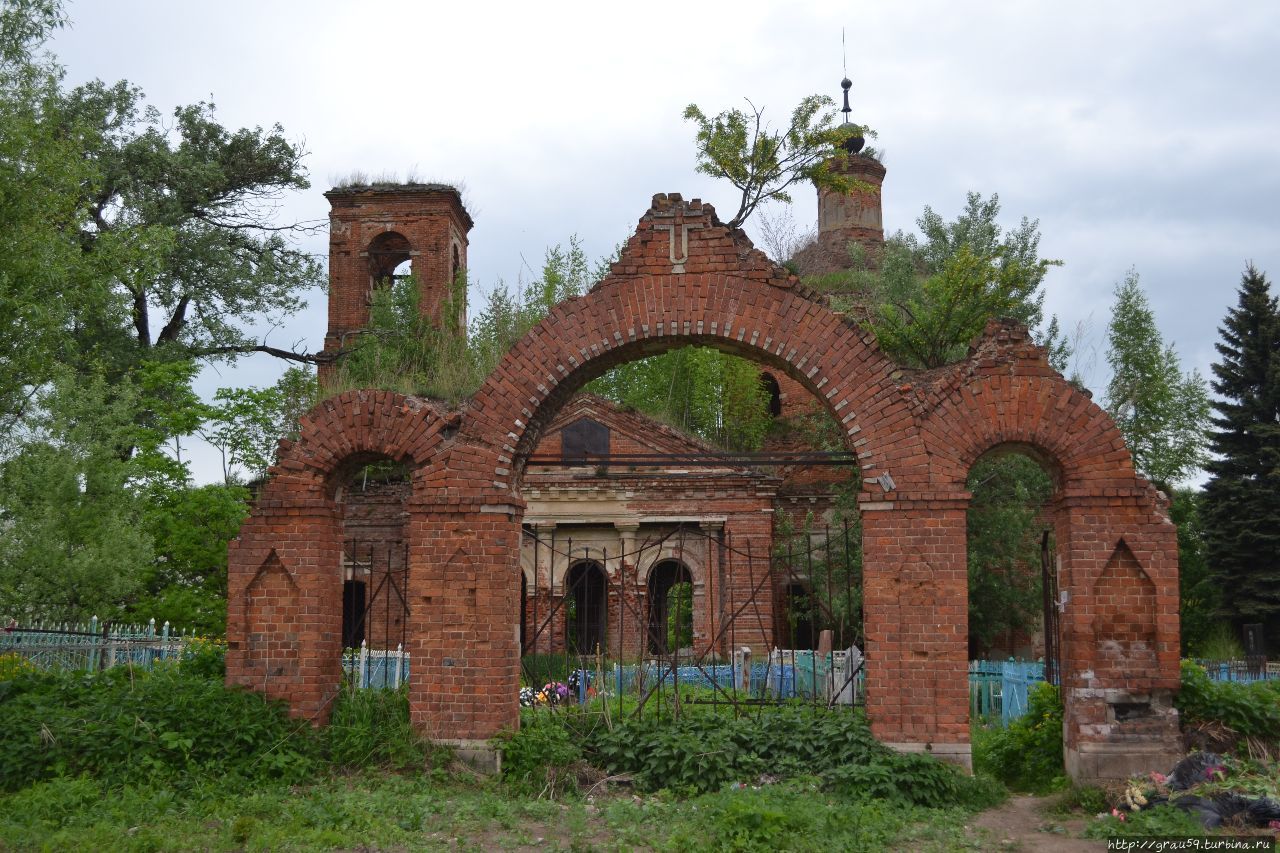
[1177,659,1280,748]
[325,682,432,770]
[972,681,1068,793]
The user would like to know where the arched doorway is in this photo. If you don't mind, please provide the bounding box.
[566,561,607,654]
[647,560,693,655]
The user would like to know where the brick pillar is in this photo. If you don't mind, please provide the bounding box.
[1055,496,1182,782]
[862,496,971,769]
[406,502,521,762]
[615,524,643,660]
[724,517,775,655]
[226,502,343,724]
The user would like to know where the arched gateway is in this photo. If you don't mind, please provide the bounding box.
[227,193,1181,781]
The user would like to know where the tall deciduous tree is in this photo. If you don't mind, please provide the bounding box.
[0,0,322,431]
[1103,270,1210,490]
[1201,265,1280,640]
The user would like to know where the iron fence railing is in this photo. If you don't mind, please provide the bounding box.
[1,618,186,671]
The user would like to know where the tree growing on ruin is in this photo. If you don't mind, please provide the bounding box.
[683,95,871,230]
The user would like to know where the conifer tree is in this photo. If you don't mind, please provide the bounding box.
[1201,265,1280,642]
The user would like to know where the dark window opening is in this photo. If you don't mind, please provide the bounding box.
[562,418,610,462]
[520,572,528,654]
[760,372,782,418]
[566,561,607,654]
[342,579,367,649]
[784,582,815,650]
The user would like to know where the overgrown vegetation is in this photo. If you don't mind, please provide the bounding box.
[503,702,1006,811]
[972,681,1066,794]
[1177,660,1280,753]
[0,661,1008,850]
[0,664,446,795]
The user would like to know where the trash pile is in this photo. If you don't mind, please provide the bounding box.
[1114,752,1280,830]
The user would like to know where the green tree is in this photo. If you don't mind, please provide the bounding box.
[1103,270,1210,490]
[1170,488,1217,655]
[684,95,871,229]
[0,1,126,425]
[129,482,249,635]
[591,347,773,451]
[859,193,1064,369]
[965,453,1053,656]
[1201,265,1280,641]
[0,370,153,622]
[202,367,318,482]
[0,0,321,429]
[0,1,316,631]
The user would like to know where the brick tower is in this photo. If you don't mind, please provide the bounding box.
[792,77,886,275]
[322,184,473,372]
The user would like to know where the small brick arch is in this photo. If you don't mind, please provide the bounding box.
[226,390,454,719]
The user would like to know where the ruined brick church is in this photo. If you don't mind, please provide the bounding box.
[226,106,1183,781]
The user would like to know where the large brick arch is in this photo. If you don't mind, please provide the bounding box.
[900,319,1182,778]
[463,271,920,493]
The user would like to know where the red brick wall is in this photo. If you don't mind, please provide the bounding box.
[322,186,471,372]
[229,193,1180,778]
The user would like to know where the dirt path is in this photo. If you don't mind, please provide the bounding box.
[970,794,1107,852]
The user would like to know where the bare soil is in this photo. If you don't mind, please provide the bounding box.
[969,794,1107,852]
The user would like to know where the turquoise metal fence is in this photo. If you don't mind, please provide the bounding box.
[999,660,1046,724]
[341,642,410,688]
[969,660,1003,720]
[1,618,186,671]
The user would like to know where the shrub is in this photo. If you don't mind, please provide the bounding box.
[499,718,583,796]
[178,635,226,679]
[1086,804,1206,839]
[583,706,1002,808]
[0,652,36,680]
[0,666,316,791]
[1176,659,1280,744]
[972,681,1066,793]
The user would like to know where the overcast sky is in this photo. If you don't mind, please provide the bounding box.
[49,1,1280,485]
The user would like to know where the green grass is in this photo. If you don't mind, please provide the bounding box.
[0,773,988,852]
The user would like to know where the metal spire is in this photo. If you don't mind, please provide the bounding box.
[841,28,852,123]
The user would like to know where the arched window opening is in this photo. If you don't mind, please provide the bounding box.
[966,446,1057,662]
[760,372,782,418]
[367,231,412,286]
[647,560,693,655]
[566,561,607,655]
[451,243,462,283]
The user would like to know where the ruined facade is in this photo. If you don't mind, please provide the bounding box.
[226,159,1182,781]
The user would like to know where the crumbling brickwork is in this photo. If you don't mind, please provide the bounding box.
[322,184,471,375]
[227,191,1180,781]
